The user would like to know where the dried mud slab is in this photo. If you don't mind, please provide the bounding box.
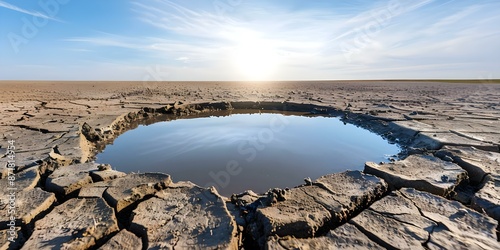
[0,167,39,192]
[3,188,56,227]
[365,155,467,196]
[266,223,384,250]
[0,168,55,227]
[45,162,126,196]
[78,186,109,198]
[402,188,498,249]
[471,179,500,222]
[1,125,89,169]
[78,173,172,213]
[436,146,500,184]
[98,229,142,250]
[129,182,239,249]
[418,119,500,134]
[350,188,499,249]
[45,163,98,196]
[22,197,119,250]
[253,185,333,239]
[11,118,78,134]
[249,171,387,245]
[435,147,500,218]
[48,131,90,163]
[314,171,388,211]
[1,127,56,155]
[350,192,436,249]
[90,166,126,182]
[435,146,500,220]
[412,132,499,151]
[390,120,447,136]
[104,173,172,213]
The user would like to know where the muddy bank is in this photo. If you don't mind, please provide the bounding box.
[1,80,500,249]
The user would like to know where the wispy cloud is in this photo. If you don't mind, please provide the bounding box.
[61,0,500,80]
[64,36,144,50]
[176,56,189,63]
[128,1,341,63]
[0,0,61,21]
[330,0,435,42]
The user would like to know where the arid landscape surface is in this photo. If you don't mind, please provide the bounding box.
[1,80,500,249]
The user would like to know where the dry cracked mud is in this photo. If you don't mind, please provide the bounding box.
[1,80,499,249]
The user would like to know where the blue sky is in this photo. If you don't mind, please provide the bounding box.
[1,0,499,81]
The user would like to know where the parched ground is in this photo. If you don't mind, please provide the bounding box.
[0,80,499,249]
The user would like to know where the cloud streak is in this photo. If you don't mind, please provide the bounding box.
[57,0,500,80]
[0,0,61,21]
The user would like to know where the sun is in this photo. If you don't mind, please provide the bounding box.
[232,33,280,81]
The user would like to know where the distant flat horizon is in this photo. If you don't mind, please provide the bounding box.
[1,79,499,83]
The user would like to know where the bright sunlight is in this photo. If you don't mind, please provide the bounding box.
[232,31,281,81]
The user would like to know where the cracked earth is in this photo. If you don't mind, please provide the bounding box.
[0,80,499,249]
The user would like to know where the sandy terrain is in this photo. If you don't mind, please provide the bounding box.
[0,80,499,249]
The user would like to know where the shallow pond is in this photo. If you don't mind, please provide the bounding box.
[96,111,399,196]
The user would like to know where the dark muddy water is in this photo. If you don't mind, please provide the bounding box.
[96,112,399,196]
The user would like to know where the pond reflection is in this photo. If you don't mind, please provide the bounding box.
[96,112,399,196]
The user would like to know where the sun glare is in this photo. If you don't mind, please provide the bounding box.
[232,32,280,81]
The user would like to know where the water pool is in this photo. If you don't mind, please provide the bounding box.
[96,112,399,196]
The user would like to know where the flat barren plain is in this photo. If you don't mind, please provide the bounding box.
[1,80,499,249]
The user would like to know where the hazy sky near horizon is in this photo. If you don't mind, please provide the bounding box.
[1,0,499,81]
